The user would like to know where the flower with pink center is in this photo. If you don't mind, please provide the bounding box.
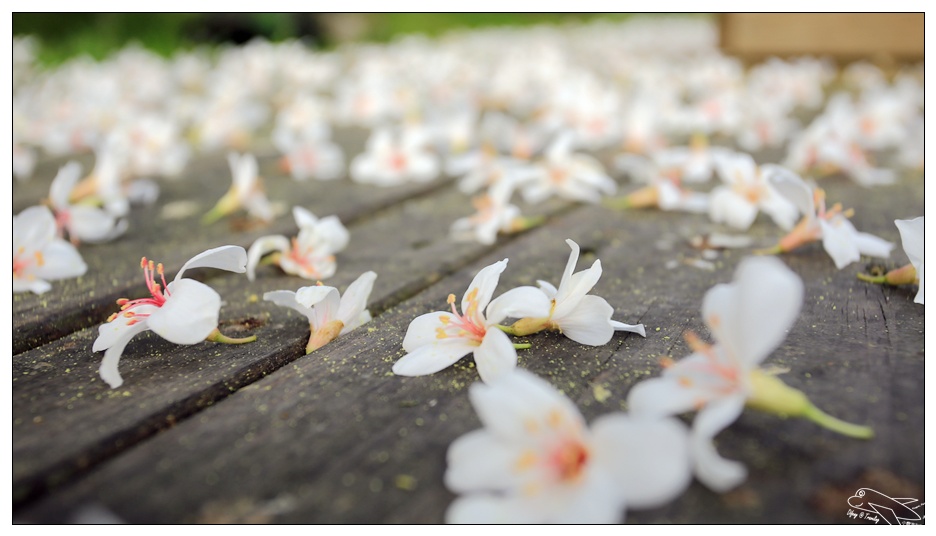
[93,245,255,389]
[246,207,348,281]
[445,369,692,523]
[392,259,550,383]
[48,161,127,244]
[628,257,872,492]
[350,128,439,186]
[13,205,87,294]
[202,152,274,225]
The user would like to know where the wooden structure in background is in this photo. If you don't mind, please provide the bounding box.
[720,13,924,61]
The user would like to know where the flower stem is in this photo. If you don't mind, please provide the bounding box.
[513,343,531,350]
[205,328,257,345]
[803,404,874,439]
[508,215,545,233]
[856,272,887,284]
[495,324,518,335]
[753,244,784,256]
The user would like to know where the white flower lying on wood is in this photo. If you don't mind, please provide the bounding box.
[264,271,376,354]
[48,161,127,244]
[246,207,349,281]
[445,369,692,523]
[203,152,274,225]
[93,246,256,389]
[858,217,923,304]
[500,239,646,345]
[628,257,873,492]
[13,205,87,294]
[764,166,893,269]
[392,259,548,383]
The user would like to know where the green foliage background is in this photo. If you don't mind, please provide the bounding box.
[13,13,647,65]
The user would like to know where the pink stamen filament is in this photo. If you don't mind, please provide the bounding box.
[108,257,170,323]
[439,293,486,342]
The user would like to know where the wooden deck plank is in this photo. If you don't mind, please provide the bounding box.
[15,175,923,523]
[12,129,457,354]
[12,180,570,506]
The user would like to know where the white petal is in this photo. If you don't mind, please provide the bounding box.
[610,320,646,337]
[468,368,584,442]
[474,328,518,383]
[464,259,508,322]
[295,285,340,329]
[895,217,924,269]
[763,164,814,218]
[553,261,603,319]
[819,218,861,269]
[555,295,614,346]
[49,161,82,209]
[626,374,704,418]
[263,290,314,321]
[536,280,558,298]
[691,394,748,492]
[292,206,318,228]
[33,239,87,281]
[337,271,376,331]
[550,469,625,523]
[702,257,802,368]
[98,320,151,389]
[853,232,894,259]
[147,279,221,345]
[709,188,758,230]
[176,245,248,280]
[13,278,51,294]
[392,338,476,377]
[446,495,538,524]
[557,239,580,297]
[93,304,158,351]
[66,206,126,243]
[315,215,350,252]
[14,205,55,252]
[591,414,692,509]
[402,311,453,352]
[760,189,800,231]
[444,429,524,493]
[485,286,552,326]
[246,235,290,281]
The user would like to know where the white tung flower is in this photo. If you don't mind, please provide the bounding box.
[13,205,87,294]
[709,153,798,231]
[392,259,550,383]
[246,206,349,281]
[203,152,274,224]
[894,217,924,304]
[264,271,376,353]
[767,166,893,269]
[446,369,692,523]
[505,239,646,345]
[93,246,253,389]
[48,161,127,244]
[629,256,873,492]
[522,133,617,205]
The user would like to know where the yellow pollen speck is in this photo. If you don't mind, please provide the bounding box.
[34,251,45,267]
[547,409,562,429]
[439,315,451,325]
[515,450,537,471]
[435,327,448,339]
[524,418,539,434]
[447,294,456,305]
[679,377,693,387]
[593,385,611,403]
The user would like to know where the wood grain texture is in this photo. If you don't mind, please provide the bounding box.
[14,165,924,523]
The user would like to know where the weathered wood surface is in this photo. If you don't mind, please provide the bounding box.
[13,145,924,523]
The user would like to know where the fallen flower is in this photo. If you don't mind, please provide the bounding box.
[392,259,549,383]
[446,369,691,523]
[14,205,88,294]
[93,245,255,389]
[501,239,646,345]
[628,257,873,492]
[709,153,798,231]
[246,206,349,281]
[857,217,923,304]
[763,166,893,269]
[48,161,128,244]
[264,271,376,353]
[203,152,274,225]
